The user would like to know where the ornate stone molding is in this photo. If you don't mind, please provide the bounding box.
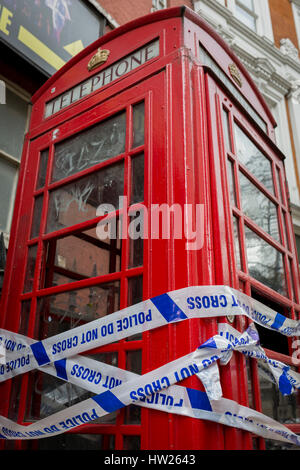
[280,38,300,62]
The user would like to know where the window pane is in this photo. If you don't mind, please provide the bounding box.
[239,172,280,240]
[35,433,115,450]
[127,276,143,341]
[131,153,144,204]
[52,112,126,182]
[19,300,31,335]
[236,4,256,30]
[0,159,16,231]
[25,371,93,420]
[128,210,144,268]
[244,227,287,295]
[47,163,124,233]
[23,245,37,293]
[258,366,300,424]
[0,87,28,160]
[35,281,120,339]
[132,102,145,148]
[227,159,236,206]
[233,216,242,271]
[223,109,232,152]
[234,124,274,193]
[238,0,254,10]
[36,149,49,189]
[43,225,121,288]
[126,350,142,375]
[123,435,140,450]
[31,194,44,239]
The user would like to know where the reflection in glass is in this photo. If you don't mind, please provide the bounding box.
[31,195,43,238]
[123,435,141,450]
[223,109,231,152]
[128,210,144,268]
[132,102,145,148]
[126,350,142,375]
[239,172,279,240]
[52,112,126,182]
[36,433,115,450]
[233,216,242,271]
[43,225,121,288]
[131,154,144,204]
[36,149,49,189]
[227,159,236,206]
[127,276,143,341]
[244,226,286,295]
[234,124,274,193]
[35,281,120,339]
[19,300,31,335]
[47,163,124,233]
[23,245,37,293]
[258,363,300,425]
[25,371,93,420]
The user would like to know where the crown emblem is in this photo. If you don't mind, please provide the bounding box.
[88,48,110,72]
[228,63,242,88]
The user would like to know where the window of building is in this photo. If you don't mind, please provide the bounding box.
[234,0,257,31]
[151,0,167,12]
[0,79,30,234]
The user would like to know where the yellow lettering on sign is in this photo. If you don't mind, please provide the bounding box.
[0,6,13,36]
[18,26,65,71]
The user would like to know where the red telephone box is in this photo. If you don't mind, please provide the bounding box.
[1,6,299,450]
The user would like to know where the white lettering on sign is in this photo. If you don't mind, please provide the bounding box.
[45,39,160,118]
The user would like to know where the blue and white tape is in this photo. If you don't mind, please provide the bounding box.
[0,285,299,446]
[0,285,299,384]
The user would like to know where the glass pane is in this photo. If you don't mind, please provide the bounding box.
[227,159,236,206]
[36,149,49,189]
[23,245,37,293]
[47,163,124,233]
[238,0,254,10]
[35,433,115,450]
[126,350,142,374]
[127,276,143,341]
[19,300,31,334]
[43,225,121,288]
[128,210,144,268]
[0,159,16,231]
[233,216,242,271]
[0,87,28,160]
[123,435,140,450]
[131,154,144,204]
[234,124,274,193]
[239,172,280,240]
[35,281,120,339]
[124,405,141,424]
[25,371,93,420]
[275,167,283,204]
[31,195,44,238]
[223,109,232,152]
[52,112,126,182]
[132,102,145,148]
[244,226,287,295]
[258,365,300,424]
[236,4,256,30]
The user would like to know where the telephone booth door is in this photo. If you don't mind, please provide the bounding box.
[0,7,299,451]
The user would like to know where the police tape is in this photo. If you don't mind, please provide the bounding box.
[0,323,299,446]
[0,285,299,384]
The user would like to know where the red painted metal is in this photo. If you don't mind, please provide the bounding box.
[0,6,299,451]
